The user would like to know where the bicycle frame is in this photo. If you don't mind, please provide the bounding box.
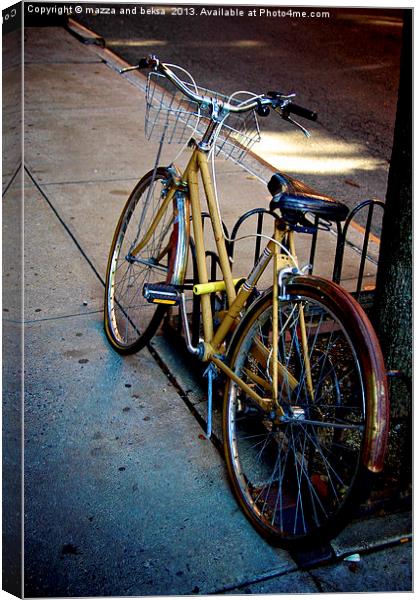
[131,143,302,415]
[113,128,388,475]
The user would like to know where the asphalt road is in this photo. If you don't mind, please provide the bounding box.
[76,6,402,160]
[73,5,404,234]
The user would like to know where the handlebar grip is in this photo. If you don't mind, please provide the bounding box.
[287,103,317,122]
[138,57,152,69]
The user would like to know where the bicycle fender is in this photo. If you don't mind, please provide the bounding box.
[171,191,191,286]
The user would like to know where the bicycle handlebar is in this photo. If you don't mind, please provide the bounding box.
[129,55,317,122]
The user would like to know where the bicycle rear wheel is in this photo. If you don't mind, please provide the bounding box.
[223,276,389,548]
[104,167,185,354]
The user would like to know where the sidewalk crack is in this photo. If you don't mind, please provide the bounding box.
[209,565,302,594]
[24,309,103,325]
[3,162,22,197]
[24,166,105,288]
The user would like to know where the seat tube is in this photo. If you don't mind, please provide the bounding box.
[288,230,314,399]
[272,228,280,404]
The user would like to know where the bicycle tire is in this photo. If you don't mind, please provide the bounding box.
[104,167,181,354]
[223,275,389,548]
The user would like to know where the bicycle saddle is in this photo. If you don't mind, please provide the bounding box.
[268,172,349,228]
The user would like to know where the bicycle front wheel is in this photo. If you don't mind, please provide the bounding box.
[223,276,389,548]
[104,167,185,354]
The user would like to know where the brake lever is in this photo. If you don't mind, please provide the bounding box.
[282,114,311,138]
[270,95,311,138]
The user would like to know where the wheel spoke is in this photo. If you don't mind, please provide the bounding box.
[224,287,373,544]
[105,170,178,350]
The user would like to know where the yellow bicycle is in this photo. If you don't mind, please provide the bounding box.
[104,56,389,548]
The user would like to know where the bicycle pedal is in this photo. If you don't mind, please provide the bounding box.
[143,283,180,305]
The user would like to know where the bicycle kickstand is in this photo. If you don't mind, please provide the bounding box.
[203,363,218,439]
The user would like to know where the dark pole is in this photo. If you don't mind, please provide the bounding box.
[373,10,412,491]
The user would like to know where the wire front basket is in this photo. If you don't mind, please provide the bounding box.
[145,71,261,164]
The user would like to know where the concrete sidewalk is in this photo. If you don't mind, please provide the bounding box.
[9,23,412,596]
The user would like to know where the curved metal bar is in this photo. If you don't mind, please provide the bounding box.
[355,201,377,298]
[191,212,230,240]
[342,198,385,240]
[332,199,385,287]
[229,208,275,263]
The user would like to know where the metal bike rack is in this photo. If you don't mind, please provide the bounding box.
[173,199,385,344]
[226,199,385,302]
[332,199,385,299]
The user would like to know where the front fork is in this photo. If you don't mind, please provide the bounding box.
[130,168,191,287]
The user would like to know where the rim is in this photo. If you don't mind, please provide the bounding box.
[107,178,174,347]
[226,293,366,541]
